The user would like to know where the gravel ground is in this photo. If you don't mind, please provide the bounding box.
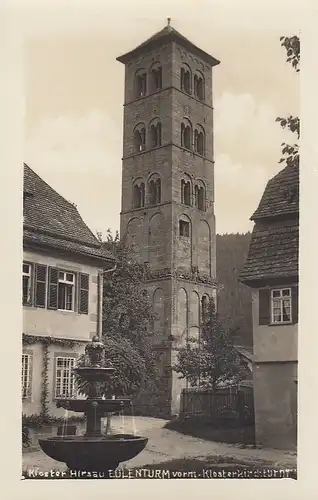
[22,416,297,475]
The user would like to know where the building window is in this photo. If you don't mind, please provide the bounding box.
[194,184,205,211]
[181,121,192,150]
[151,65,162,92]
[134,126,146,152]
[55,357,76,398]
[148,177,161,205]
[58,271,75,311]
[22,353,32,399]
[22,262,32,305]
[181,179,191,205]
[132,181,145,209]
[181,66,191,94]
[271,288,292,323]
[194,73,204,101]
[135,72,147,97]
[194,127,205,155]
[179,220,190,237]
[150,121,162,148]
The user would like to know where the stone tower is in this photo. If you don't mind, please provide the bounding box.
[117,20,220,416]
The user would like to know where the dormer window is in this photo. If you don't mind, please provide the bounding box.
[135,71,147,98]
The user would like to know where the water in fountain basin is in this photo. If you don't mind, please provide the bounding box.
[130,402,137,436]
[120,408,125,434]
[62,409,69,437]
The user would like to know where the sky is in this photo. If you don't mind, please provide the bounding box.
[23,0,300,236]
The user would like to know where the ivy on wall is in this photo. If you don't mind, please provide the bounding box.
[22,333,83,417]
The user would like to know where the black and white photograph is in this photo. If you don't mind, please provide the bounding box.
[2,0,309,485]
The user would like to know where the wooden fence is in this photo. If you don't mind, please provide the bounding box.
[180,386,254,424]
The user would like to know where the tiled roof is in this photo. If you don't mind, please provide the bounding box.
[240,164,299,284]
[251,164,299,220]
[117,24,220,67]
[239,221,299,283]
[23,164,114,263]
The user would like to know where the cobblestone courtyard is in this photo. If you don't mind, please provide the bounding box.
[23,417,297,474]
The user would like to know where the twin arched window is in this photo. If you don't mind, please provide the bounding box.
[181,176,206,211]
[133,119,162,153]
[132,175,162,209]
[181,65,205,102]
[135,63,163,99]
[181,120,205,155]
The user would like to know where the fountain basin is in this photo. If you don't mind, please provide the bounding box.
[38,434,148,473]
[56,398,132,413]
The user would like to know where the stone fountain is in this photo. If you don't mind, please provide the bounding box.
[38,336,148,475]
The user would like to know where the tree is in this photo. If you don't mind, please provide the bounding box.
[276,35,300,169]
[216,232,252,347]
[172,300,247,394]
[75,230,158,399]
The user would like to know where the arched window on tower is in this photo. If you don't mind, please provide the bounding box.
[149,119,162,148]
[181,65,191,94]
[134,124,146,153]
[194,125,205,156]
[179,214,191,239]
[181,177,191,206]
[181,119,192,150]
[135,70,147,98]
[148,175,162,205]
[132,179,145,209]
[194,72,204,101]
[194,182,205,211]
[150,64,162,92]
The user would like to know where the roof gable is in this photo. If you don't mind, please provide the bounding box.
[251,164,299,220]
[23,164,114,262]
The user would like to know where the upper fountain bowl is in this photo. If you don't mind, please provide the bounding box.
[74,366,115,383]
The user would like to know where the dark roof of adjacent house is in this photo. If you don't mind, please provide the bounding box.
[251,164,299,220]
[116,23,220,67]
[240,164,299,284]
[23,164,114,264]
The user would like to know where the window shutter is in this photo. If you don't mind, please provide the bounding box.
[259,289,270,325]
[48,267,59,310]
[78,273,89,314]
[292,285,298,324]
[34,264,47,308]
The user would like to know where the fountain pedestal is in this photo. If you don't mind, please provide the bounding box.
[38,337,148,475]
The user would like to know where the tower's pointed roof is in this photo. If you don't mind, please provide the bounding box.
[117,20,220,67]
